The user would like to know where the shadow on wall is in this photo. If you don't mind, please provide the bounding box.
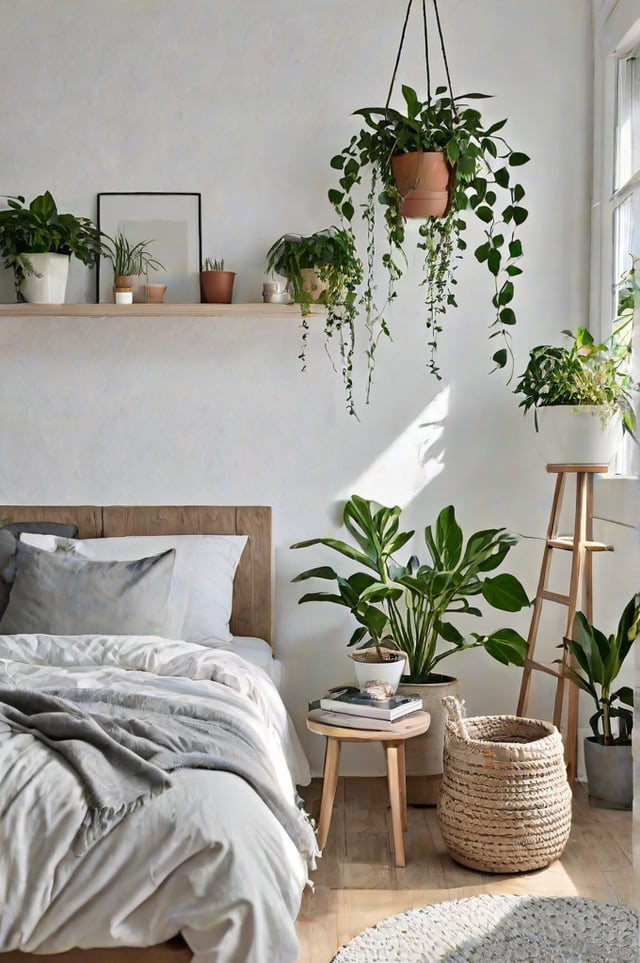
[334,385,449,513]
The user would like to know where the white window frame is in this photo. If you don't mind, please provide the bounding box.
[591,1,640,493]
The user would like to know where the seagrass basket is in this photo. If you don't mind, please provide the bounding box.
[437,697,572,873]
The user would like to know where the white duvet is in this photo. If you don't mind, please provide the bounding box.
[0,633,316,963]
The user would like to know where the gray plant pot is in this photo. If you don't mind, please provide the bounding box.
[583,737,632,810]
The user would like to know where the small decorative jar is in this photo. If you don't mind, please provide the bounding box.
[114,287,133,305]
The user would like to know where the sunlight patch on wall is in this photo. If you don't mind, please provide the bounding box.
[338,386,449,509]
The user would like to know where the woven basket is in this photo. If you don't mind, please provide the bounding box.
[437,697,572,873]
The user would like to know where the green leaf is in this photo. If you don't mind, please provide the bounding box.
[492,348,508,368]
[482,573,530,611]
[509,152,530,166]
[291,565,338,583]
[487,248,501,276]
[511,206,528,225]
[330,155,345,170]
[341,201,354,221]
[494,167,510,188]
[497,280,514,305]
[328,188,343,206]
[508,239,523,258]
[499,307,516,326]
[475,205,493,224]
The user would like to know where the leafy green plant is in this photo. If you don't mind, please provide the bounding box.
[0,191,102,294]
[291,495,530,682]
[266,228,364,412]
[559,593,639,745]
[329,84,529,389]
[203,257,225,271]
[101,232,164,279]
[514,259,639,434]
[513,326,638,436]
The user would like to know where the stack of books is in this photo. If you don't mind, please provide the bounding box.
[308,685,423,731]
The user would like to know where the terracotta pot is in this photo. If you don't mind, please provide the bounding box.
[396,675,460,805]
[145,283,167,304]
[114,274,146,303]
[391,150,451,218]
[200,270,236,304]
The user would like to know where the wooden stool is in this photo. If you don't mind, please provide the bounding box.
[306,711,430,867]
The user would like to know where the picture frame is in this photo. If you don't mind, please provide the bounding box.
[96,192,202,303]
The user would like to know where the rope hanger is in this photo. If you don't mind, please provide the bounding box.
[384,0,456,112]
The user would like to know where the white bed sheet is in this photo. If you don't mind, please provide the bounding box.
[0,633,316,963]
[212,635,282,688]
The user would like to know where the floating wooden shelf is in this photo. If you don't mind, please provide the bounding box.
[0,302,316,318]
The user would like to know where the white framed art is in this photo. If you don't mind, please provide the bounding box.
[96,192,202,303]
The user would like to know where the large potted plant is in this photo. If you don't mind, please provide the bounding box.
[291,495,530,802]
[560,593,639,810]
[266,228,363,409]
[0,191,102,303]
[327,83,529,398]
[101,232,164,303]
[513,318,638,467]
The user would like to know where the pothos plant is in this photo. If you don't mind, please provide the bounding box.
[329,83,530,390]
[266,227,363,410]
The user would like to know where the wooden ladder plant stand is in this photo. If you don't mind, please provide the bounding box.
[516,464,613,785]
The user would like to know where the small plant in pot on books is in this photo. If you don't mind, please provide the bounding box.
[291,495,530,802]
[559,593,639,810]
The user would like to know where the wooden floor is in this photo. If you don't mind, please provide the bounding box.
[295,776,636,963]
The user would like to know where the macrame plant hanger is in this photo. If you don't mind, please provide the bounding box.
[384,0,456,119]
[383,0,457,216]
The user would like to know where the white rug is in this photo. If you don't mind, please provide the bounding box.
[330,894,639,962]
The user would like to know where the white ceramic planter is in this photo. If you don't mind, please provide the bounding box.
[349,649,406,695]
[535,405,621,466]
[397,675,460,804]
[21,253,70,304]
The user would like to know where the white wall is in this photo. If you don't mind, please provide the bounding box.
[2,0,624,777]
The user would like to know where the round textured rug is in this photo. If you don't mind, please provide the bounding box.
[330,894,640,963]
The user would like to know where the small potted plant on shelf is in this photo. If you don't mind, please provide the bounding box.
[513,262,639,466]
[0,191,102,304]
[327,83,529,398]
[200,257,235,304]
[291,495,530,802]
[100,232,165,304]
[266,228,363,402]
[559,593,639,809]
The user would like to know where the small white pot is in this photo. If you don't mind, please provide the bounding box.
[21,253,70,304]
[535,405,622,466]
[349,648,407,696]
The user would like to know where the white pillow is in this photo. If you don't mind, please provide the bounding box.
[21,533,248,644]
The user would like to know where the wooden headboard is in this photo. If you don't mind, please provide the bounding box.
[0,505,273,647]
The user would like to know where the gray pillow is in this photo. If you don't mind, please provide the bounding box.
[0,542,176,637]
[0,522,80,618]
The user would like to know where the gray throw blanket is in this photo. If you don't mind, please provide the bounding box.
[0,686,317,865]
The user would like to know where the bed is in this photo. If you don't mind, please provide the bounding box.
[0,505,316,963]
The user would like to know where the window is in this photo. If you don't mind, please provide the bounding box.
[592,1,640,477]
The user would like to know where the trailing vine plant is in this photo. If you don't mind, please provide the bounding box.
[329,81,530,382]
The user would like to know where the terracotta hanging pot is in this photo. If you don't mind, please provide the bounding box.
[391,150,452,218]
[200,270,236,304]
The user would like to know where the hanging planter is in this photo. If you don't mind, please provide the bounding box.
[324,0,530,410]
[390,149,451,217]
